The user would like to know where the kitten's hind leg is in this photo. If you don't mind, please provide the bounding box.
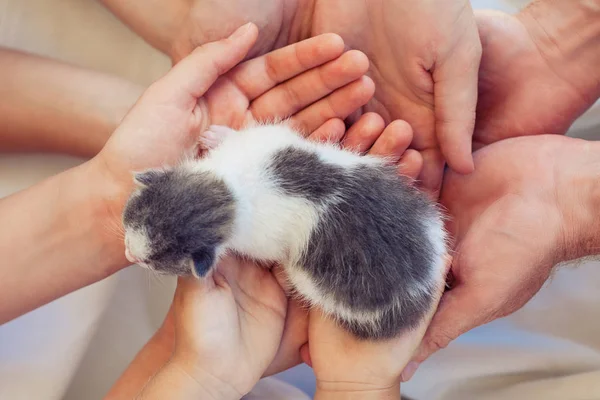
[199,125,237,150]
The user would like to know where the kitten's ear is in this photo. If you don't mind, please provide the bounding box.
[133,169,165,187]
[191,247,217,278]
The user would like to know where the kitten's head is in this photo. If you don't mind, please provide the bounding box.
[122,166,236,277]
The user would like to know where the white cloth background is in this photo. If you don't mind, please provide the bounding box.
[0,1,599,399]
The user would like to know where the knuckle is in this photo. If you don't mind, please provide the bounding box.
[427,328,456,352]
[263,55,280,83]
[283,84,302,106]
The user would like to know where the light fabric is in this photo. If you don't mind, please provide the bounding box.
[0,1,599,399]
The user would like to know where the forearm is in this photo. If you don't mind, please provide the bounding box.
[0,48,142,157]
[519,0,600,105]
[98,0,189,56]
[559,139,600,262]
[0,160,128,323]
[105,326,174,399]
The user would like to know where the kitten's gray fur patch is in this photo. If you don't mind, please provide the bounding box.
[268,147,439,339]
[268,146,345,200]
[123,167,235,276]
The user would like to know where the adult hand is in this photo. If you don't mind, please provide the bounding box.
[93,23,375,225]
[473,2,600,148]
[102,0,482,194]
[310,0,481,193]
[402,135,600,381]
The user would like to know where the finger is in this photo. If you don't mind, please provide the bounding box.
[300,343,312,367]
[417,148,445,199]
[291,76,375,135]
[398,149,423,180]
[433,39,481,174]
[341,112,385,153]
[152,23,258,107]
[230,33,345,100]
[401,284,494,381]
[250,50,369,120]
[308,118,347,143]
[368,120,413,162]
[263,299,309,376]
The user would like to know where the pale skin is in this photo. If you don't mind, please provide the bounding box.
[0,47,143,157]
[402,0,600,381]
[0,25,422,324]
[98,0,483,194]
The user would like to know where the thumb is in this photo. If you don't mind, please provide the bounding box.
[433,39,481,174]
[153,23,258,106]
[401,283,495,381]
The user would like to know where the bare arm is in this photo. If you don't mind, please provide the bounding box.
[520,0,600,102]
[0,48,142,157]
[0,160,128,323]
[314,387,401,400]
[97,0,189,56]
[104,312,174,399]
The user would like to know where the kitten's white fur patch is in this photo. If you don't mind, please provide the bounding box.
[125,227,151,264]
[184,124,324,262]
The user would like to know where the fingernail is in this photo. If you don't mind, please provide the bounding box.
[401,362,420,382]
[231,22,253,39]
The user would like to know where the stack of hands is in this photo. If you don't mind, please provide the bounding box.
[1,0,600,399]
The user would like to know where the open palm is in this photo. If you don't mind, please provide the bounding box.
[473,10,593,148]
[171,257,287,396]
[96,24,373,201]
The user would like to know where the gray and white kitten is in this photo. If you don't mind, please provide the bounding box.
[122,123,447,340]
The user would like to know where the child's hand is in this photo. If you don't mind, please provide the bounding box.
[304,257,449,399]
[139,256,287,399]
[172,257,287,397]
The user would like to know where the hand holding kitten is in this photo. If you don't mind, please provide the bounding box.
[306,257,447,400]
[136,257,287,399]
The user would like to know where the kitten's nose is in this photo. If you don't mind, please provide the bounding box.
[125,248,139,263]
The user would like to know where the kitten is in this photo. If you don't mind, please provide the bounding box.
[122,123,447,340]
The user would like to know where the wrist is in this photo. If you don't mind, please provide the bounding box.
[136,360,240,400]
[556,139,600,262]
[315,382,400,400]
[80,158,132,276]
[166,357,244,400]
[518,0,600,107]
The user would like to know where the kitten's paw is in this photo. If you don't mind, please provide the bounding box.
[199,125,237,150]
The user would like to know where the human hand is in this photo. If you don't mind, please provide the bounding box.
[310,0,481,193]
[473,2,600,148]
[305,268,447,400]
[166,256,287,398]
[402,135,600,381]
[112,0,481,194]
[93,24,375,241]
